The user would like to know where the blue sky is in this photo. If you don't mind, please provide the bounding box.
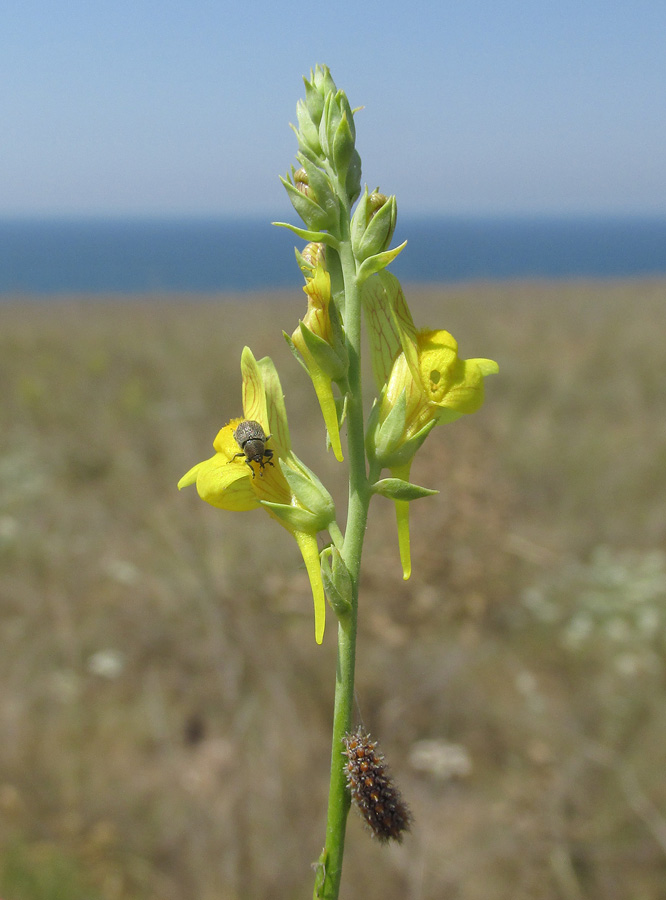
[3,0,665,217]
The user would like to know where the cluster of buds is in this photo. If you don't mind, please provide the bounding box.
[275,66,405,285]
[287,65,362,218]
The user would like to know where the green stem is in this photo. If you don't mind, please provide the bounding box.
[313,228,370,900]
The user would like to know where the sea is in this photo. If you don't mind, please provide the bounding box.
[1,215,665,296]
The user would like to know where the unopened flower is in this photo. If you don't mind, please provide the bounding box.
[288,263,348,461]
[350,188,398,263]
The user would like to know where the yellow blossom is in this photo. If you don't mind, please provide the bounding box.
[381,328,498,441]
[363,270,498,579]
[178,346,335,643]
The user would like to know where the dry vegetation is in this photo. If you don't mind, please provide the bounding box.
[1,278,665,900]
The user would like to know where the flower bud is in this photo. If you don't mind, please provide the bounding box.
[262,456,336,534]
[311,65,337,109]
[294,167,311,197]
[281,165,338,232]
[300,66,338,134]
[320,546,353,618]
[332,111,355,186]
[368,191,388,216]
[295,241,326,279]
[295,98,323,159]
[289,265,347,460]
[351,189,398,263]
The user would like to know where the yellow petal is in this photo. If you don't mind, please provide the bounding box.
[257,355,292,455]
[470,358,499,377]
[178,463,201,490]
[213,421,244,457]
[302,267,333,344]
[361,270,418,393]
[240,346,269,429]
[396,501,411,580]
[188,452,259,511]
[434,357,486,415]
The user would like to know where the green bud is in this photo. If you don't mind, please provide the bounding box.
[293,167,311,197]
[368,191,388,215]
[300,70,360,200]
[302,65,337,127]
[294,241,325,279]
[280,175,333,232]
[366,390,407,464]
[379,419,437,468]
[317,92,334,159]
[320,546,353,618]
[365,391,439,469]
[312,65,337,103]
[351,192,398,263]
[295,99,323,159]
[298,158,339,224]
[303,77,325,127]
[280,457,336,529]
[332,112,355,185]
[335,90,356,144]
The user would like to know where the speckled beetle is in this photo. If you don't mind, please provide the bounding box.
[231,419,274,477]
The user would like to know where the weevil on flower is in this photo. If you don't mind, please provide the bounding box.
[231,419,274,477]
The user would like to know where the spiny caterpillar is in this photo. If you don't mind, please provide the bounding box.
[342,728,411,843]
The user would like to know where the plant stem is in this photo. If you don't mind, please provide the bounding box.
[313,235,370,899]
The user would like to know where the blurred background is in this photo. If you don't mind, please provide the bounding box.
[1,1,666,899]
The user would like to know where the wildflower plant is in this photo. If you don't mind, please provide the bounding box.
[179,65,498,899]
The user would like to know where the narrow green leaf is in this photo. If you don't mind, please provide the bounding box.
[272,221,340,250]
[371,478,439,501]
[356,240,408,284]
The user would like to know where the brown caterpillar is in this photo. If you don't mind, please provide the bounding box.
[342,728,411,843]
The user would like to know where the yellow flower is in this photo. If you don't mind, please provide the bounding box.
[380,328,499,441]
[178,346,335,644]
[289,263,347,461]
[363,270,498,579]
[365,270,498,464]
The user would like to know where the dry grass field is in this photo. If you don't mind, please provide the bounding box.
[1,278,665,900]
